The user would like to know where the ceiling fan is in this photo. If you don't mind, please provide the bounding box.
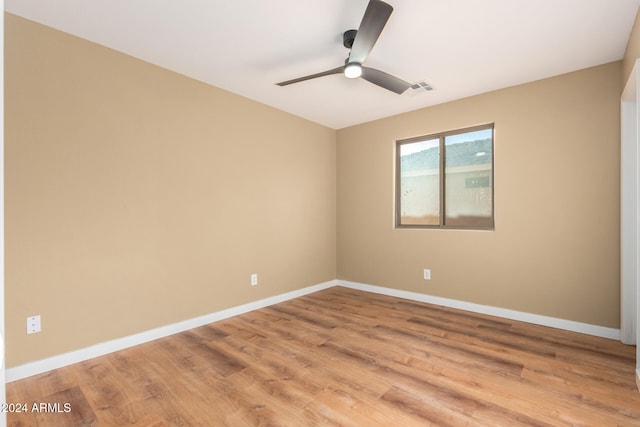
[276,0,411,94]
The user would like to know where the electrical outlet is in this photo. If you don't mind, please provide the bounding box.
[27,315,41,334]
[423,269,431,280]
[251,274,258,286]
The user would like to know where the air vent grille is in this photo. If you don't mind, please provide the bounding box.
[407,80,434,96]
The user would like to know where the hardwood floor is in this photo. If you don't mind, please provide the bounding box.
[6,286,640,426]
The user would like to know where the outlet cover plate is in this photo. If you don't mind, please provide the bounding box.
[27,315,41,334]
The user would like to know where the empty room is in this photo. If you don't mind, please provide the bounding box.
[3,0,640,425]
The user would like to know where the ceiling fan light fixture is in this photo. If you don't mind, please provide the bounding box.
[344,62,362,79]
[275,0,410,94]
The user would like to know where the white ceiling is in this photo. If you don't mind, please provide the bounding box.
[5,0,640,129]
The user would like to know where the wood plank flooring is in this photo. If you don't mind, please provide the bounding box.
[6,286,640,426]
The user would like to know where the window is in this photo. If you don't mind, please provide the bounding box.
[396,124,494,229]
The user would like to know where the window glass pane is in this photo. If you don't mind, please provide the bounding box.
[444,129,493,227]
[399,138,440,225]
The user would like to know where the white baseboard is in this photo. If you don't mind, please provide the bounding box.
[337,280,621,340]
[5,280,337,383]
[6,278,623,383]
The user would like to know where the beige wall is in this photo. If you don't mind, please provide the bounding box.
[623,6,640,85]
[5,14,337,367]
[337,62,622,328]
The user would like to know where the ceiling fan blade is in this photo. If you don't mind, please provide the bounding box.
[361,66,411,94]
[349,0,393,64]
[276,66,344,86]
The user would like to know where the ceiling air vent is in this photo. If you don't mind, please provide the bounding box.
[407,80,434,96]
